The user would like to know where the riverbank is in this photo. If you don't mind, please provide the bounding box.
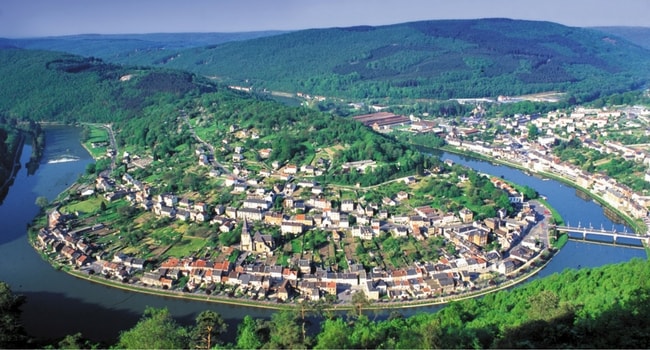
[439,145,645,234]
[0,133,25,200]
[41,242,557,312]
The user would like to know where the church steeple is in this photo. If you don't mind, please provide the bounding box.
[242,219,249,235]
[240,220,252,251]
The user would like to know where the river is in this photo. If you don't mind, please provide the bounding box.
[0,126,273,343]
[0,127,646,343]
[432,150,647,273]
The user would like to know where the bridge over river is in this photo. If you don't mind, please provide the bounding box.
[553,225,649,247]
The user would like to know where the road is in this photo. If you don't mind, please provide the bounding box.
[179,112,233,178]
[524,200,551,250]
[104,123,118,170]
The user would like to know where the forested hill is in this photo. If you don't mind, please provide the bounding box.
[0,48,215,123]
[593,26,650,50]
[0,48,433,186]
[141,18,650,102]
[0,31,287,64]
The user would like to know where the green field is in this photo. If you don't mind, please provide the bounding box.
[61,196,105,216]
[82,124,110,159]
[164,236,209,258]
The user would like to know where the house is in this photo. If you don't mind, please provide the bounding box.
[351,226,374,240]
[297,259,311,274]
[281,221,303,235]
[233,183,247,193]
[299,282,321,301]
[341,200,355,212]
[284,164,298,174]
[392,226,408,238]
[497,258,521,274]
[142,272,164,287]
[159,206,176,219]
[277,280,294,301]
[237,208,264,221]
[432,273,456,294]
[264,212,284,226]
[459,208,473,223]
[404,176,417,185]
[243,198,271,210]
[396,191,409,201]
[259,148,272,159]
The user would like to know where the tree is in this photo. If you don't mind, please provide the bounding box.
[80,126,91,143]
[350,291,370,319]
[117,307,188,349]
[267,310,305,349]
[314,318,351,349]
[527,290,564,321]
[190,310,227,349]
[56,332,97,349]
[35,196,48,209]
[527,124,540,141]
[85,163,96,175]
[522,185,538,200]
[0,282,30,348]
[235,315,262,349]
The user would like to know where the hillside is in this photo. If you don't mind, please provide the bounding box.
[0,48,432,186]
[0,31,287,65]
[133,18,650,102]
[0,48,215,123]
[593,26,650,50]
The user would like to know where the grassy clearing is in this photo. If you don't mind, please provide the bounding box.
[164,236,208,258]
[291,238,303,254]
[60,196,105,215]
[82,125,110,158]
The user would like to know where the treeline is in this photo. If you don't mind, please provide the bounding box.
[0,119,22,200]
[2,258,649,348]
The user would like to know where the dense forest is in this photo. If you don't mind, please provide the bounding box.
[2,258,649,348]
[127,18,650,102]
[0,49,216,123]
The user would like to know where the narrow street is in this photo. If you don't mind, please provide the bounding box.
[180,112,233,178]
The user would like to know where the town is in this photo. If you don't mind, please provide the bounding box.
[31,99,650,306]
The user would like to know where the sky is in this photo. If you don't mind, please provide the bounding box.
[1,0,649,38]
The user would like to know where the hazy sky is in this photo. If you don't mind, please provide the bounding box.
[2,0,649,38]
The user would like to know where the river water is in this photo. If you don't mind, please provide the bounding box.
[0,127,646,343]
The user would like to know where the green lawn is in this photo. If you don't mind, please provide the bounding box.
[291,238,303,254]
[83,125,110,158]
[61,196,104,215]
[164,236,208,257]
